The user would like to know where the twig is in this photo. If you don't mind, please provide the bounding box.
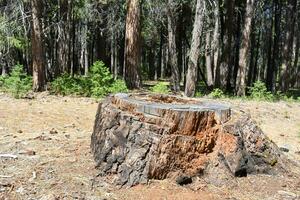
[0,154,18,159]
[0,175,13,178]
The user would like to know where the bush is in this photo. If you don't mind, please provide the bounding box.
[0,75,5,87]
[51,74,91,96]
[50,61,128,98]
[0,64,32,98]
[90,61,113,97]
[209,88,225,99]
[150,82,170,94]
[195,91,203,97]
[108,79,128,94]
[248,81,274,101]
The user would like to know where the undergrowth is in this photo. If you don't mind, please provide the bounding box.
[51,61,128,98]
[150,82,170,94]
[204,81,300,102]
[0,64,32,98]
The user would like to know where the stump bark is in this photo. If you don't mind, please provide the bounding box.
[91,93,287,187]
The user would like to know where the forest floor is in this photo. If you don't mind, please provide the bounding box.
[0,92,300,200]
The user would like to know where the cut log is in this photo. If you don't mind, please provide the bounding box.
[91,93,288,187]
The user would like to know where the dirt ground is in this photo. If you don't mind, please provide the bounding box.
[0,92,300,200]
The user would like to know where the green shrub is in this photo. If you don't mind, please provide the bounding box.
[90,61,113,97]
[195,91,203,97]
[51,74,91,96]
[1,64,32,98]
[50,61,128,98]
[0,75,5,87]
[108,79,128,94]
[150,82,170,94]
[248,81,274,101]
[209,88,224,98]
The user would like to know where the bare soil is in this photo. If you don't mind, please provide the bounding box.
[0,92,300,200]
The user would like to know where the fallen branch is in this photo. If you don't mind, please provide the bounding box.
[0,154,18,159]
[0,175,13,178]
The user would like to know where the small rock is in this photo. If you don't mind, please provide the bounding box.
[295,151,300,155]
[65,134,70,139]
[16,186,25,194]
[28,171,37,182]
[280,134,285,137]
[17,130,23,133]
[49,128,58,135]
[279,147,289,152]
[176,175,193,186]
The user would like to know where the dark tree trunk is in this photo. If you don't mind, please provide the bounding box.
[218,0,235,89]
[279,0,297,92]
[124,0,142,89]
[57,0,71,75]
[267,0,282,91]
[31,0,46,92]
[236,0,256,96]
[167,0,180,92]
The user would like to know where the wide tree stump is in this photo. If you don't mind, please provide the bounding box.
[91,93,287,187]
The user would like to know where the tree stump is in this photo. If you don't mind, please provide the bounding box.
[91,93,287,187]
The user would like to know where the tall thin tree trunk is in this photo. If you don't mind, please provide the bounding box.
[58,0,71,75]
[31,0,46,92]
[212,1,220,86]
[291,25,300,87]
[114,38,119,79]
[205,31,214,88]
[236,0,255,96]
[167,0,180,92]
[124,0,142,89]
[267,0,281,91]
[185,0,205,97]
[279,0,297,92]
[218,0,235,89]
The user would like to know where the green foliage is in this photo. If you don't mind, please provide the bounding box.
[150,82,170,94]
[51,74,91,96]
[51,61,128,98]
[90,61,113,97]
[108,79,128,94]
[209,88,225,99]
[0,64,32,98]
[195,91,203,97]
[248,81,274,101]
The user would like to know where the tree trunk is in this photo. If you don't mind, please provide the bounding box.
[212,2,220,86]
[124,0,142,89]
[31,0,46,92]
[291,23,300,87]
[185,0,205,97]
[218,0,235,89]
[267,0,281,91]
[236,0,255,96]
[205,30,214,88]
[57,0,71,75]
[167,0,180,92]
[279,0,297,92]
